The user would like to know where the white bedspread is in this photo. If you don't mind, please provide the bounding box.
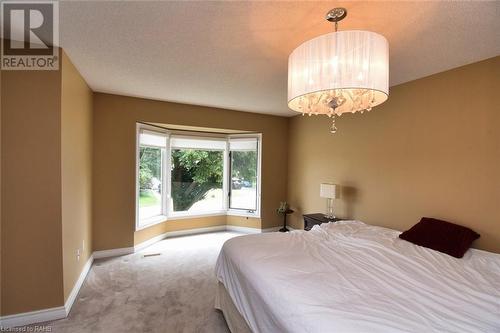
[215,221,500,333]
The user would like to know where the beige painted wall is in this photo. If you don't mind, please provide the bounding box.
[1,63,64,314]
[61,52,93,301]
[0,50,93,315]
[287,56,500,253]
[134,215,261,246]
[134,216,226,245]
[226,215,261,229]
[93,93,288,251]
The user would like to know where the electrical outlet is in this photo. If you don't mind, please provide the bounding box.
[77,249,80,261]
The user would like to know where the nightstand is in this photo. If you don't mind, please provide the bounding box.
[303,213,342,231]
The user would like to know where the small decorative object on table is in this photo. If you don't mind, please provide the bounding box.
[276,202,294,232]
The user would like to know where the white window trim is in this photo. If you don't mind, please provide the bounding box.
[135,124,169,231]
[227,133,262,219]
[136,124,262,231]
[223,139,230,211]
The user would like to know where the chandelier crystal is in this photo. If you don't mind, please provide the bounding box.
[287,8,389,133]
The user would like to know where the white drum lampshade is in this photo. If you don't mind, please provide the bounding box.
[320,183,338,199]
[287,8,389,133]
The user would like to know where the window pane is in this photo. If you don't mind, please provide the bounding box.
[139,146,163,221]
[171,149,224,212]
[230,144,258,211]
[171,136,226,150]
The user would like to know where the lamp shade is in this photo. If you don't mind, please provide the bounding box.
[288,30,389,116]
[320,183,338,199]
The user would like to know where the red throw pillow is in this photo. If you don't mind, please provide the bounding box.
[399,217,480,258]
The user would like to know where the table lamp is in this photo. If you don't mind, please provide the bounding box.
[320,183,338,219]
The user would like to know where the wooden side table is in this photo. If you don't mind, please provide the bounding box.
[303,213,342,231]
[279,209,294,232]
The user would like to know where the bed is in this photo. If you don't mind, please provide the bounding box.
[215,221,500,333]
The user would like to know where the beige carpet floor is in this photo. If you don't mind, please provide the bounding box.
[37,232,240,333]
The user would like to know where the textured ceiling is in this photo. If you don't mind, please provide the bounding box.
[59,1,500,117]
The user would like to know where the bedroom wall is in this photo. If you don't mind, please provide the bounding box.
[1,60,64,314]
[226,216,261,229]
[93,93,288,251]
[1,49,94,316]
[61,52,93,301]
[134,216,226,245]
[134,216,261,245]
[287,56,500,253]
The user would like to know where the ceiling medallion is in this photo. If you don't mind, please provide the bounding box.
[287,8,389,133]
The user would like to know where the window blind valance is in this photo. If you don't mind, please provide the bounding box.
[229,138,258,151]
[170,135,226,150]
[139,130,167,147]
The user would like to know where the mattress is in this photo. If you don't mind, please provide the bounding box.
[215,281,253,333]
[215,221,500,333]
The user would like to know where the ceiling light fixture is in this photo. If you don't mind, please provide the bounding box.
[287,8,389,133]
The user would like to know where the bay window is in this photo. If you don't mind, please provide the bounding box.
[136,124,261,230]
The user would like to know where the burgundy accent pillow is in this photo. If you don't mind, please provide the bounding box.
[399,217,480,258]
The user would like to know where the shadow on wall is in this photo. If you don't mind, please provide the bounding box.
[340,185,358,220]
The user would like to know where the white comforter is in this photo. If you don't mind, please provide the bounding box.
[215,221,500,333]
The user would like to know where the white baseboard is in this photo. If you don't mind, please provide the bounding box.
[134,225,227,252]
[135,225,272,252]
[225,225,262,234]
[0,255,95,328]
[64,255,94,316]
[93,247,135,259]
[262,226,299,232]
[262,226,281,232]
[0,306,67,329]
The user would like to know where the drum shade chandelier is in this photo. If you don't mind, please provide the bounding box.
[287,8,389,133]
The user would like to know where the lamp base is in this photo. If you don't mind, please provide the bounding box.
[325,198,336,220]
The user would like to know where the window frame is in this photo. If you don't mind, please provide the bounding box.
[168,135,228,218]
[227,134,262,218]
[135,124,169,231]
[135,124,262,231]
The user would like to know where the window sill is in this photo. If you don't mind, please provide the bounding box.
[227,210,260,218]
[136,215,168,231]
